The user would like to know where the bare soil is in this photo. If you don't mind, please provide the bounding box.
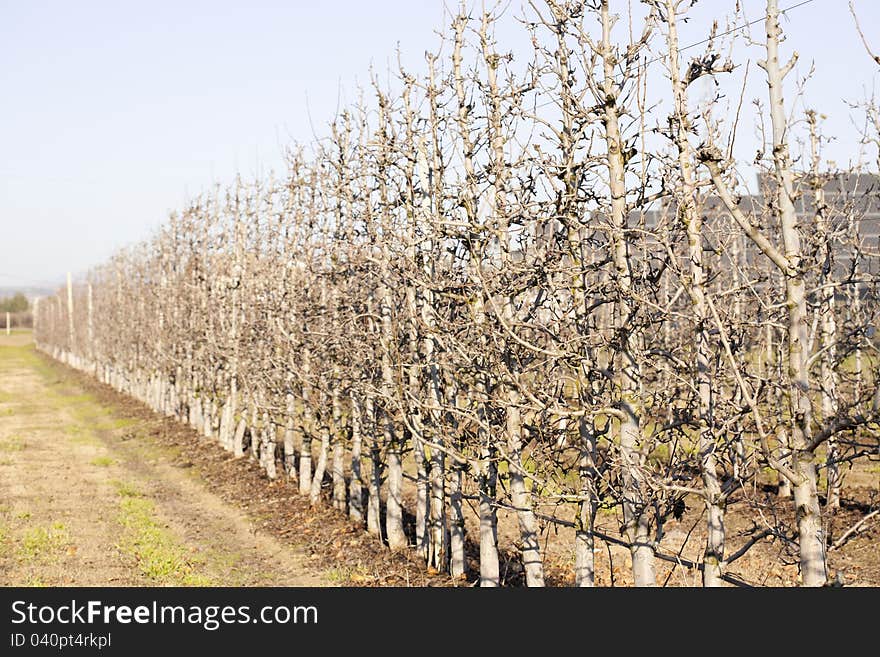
[0,335,326,586]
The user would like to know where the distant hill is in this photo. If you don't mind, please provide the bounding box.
[0,286,56,301]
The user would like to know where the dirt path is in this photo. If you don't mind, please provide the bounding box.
[0,333,327,586]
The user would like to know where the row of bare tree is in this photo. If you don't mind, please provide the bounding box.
[36,0,879,586]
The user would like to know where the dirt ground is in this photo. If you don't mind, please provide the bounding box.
[1,330,877,587]
[0,332,326,586]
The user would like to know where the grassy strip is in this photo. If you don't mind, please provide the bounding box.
[113,481,212,586]
[19,522,69,561]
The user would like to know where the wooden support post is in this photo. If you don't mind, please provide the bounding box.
[66,272,75,350]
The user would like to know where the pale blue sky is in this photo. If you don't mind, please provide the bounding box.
[1,0,878,288]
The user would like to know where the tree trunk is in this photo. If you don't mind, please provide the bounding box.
[385,412,407,550]
[248,406,259,463]
[233,417,247,458]
[793,449,826,586]
[663,1,726,585]
[309,406,330,506]
[411,418,429,559]
[452,14,499,585]
[449,460,465,578]
[808,111,841,512]
[331,387,346,511]
[283,419,297,483]
[448,387,466,578]
[349,391,364,524]
[763,0,826,585]
[478,440,500,587]
[574,418,597,587]
[366,394,382,537]
[600,0,655,585]
[428,442,447,572]
[262,416,277,480]
[218,399,231,451]
[506,391,544,586]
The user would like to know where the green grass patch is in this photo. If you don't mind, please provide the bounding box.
[114,483,212,586]
[839,350,879,376]
[596,496,619,516]
[90,456,115,467]
[0,436,25,451]
[8,346,54,378]
[67,393,95,404]
[104,417,136,430]
[19,522,69,561]
[111,479,142,498]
